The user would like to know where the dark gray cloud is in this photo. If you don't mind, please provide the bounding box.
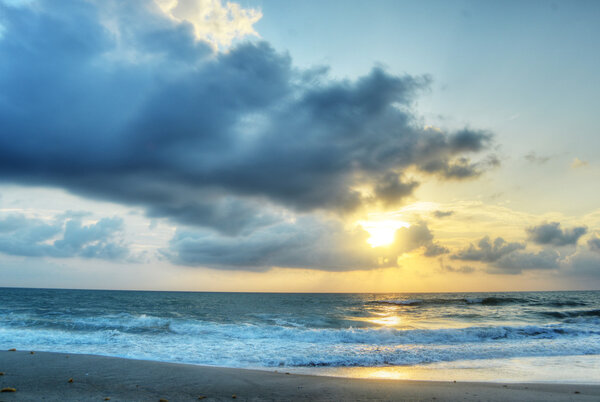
[451,234,565,274]
[588,237,600,253]
[0,213,128,260]
[423,242,450,257]
[490,249,560,274]
[165,219,446,271]
[433,210,454,218]
[526,222,587,246]
[451,236,525,263]
[373,173,418,206]
[0,0,496,236]
[563,251,600,277]
[417,155,496,180]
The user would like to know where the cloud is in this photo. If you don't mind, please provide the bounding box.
[373,173,418,206]
[561,251,600,278]
[423,242,450,257]
[589,236,600,253]
[165,219,446,271]
[155,0,262,50]
[451,236,525,263]
[392,221,448,257]
[0,0,495,237]
[0,213,129,260]
[491,249,560,274]
[449,265,475,274]
[524,152,551,164]
[451,235,563,274]
[165,217,375,271]
[433,210,454,218]
[571,157,589,169]
[526,222,587,246]
[415,132,498,180]
[438,259,475,274]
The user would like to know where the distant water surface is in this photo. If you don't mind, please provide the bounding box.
[1,288,599,382]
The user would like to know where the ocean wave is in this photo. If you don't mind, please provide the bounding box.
[3,312,598,345]
[0,312,174,335]
[368,296,523,307]
[539,309,600,319]
[534,300,588,307]
[368,299,424,306]
[1,324,599,368]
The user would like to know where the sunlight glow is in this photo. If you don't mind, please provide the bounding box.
[359,219,410,247]
[154,0,262,50]
[367,315,403,326]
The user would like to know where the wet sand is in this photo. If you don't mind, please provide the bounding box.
[1,350,598,401]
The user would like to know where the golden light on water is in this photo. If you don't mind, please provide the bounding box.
[359,219,410,247]
[366,315,403,326]
[350,306,405,328]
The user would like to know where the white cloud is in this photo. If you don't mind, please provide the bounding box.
[155,0,262,50]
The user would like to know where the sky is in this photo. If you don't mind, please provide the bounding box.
[0,0,599,292]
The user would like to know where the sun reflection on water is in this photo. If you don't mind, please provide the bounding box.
[365,315,403,327]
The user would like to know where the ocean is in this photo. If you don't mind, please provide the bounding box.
[1,288,599,383]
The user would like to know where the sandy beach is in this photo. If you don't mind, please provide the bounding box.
[0,350,598,401]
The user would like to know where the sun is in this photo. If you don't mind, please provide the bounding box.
[359,219,410,248]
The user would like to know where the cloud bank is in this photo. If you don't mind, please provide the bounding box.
[0,0,502,271]
[166,220,447,271]
[451,221,600,276]
[0,212,128,260]
[452,236,525,263]
[451,236,560,274]
[0,0,495,237]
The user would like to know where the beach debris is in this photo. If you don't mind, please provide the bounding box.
[1,387,17,392]
[232,394,237,399]
[7,348,16,351]
[68,377,74,383]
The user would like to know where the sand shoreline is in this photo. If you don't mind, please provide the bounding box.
[1,350,599,401]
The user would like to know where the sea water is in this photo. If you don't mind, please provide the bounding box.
[1,288,599,382]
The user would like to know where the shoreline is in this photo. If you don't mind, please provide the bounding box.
[1,350,599,401]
